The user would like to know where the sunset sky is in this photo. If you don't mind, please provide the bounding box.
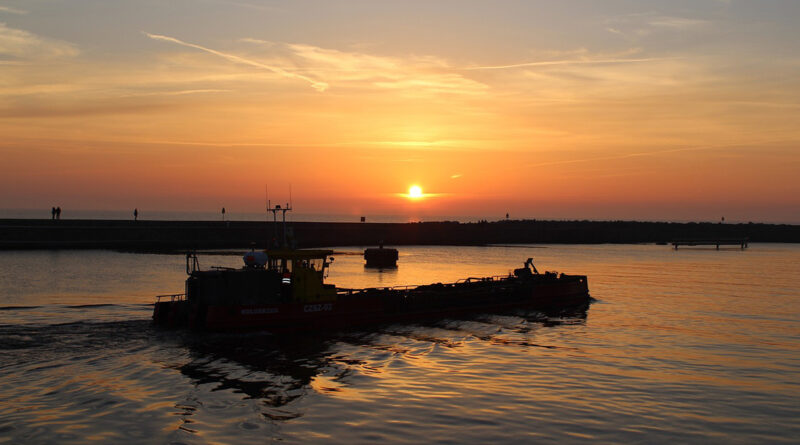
[1,0,799,222]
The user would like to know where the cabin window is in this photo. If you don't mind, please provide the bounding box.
[309,258,325,271]
[269,256,326,273]
[269,258,293,273]
[294,258,325,272]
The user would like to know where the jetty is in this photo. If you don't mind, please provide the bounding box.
[671,238,749,250]
[0,219,797,251]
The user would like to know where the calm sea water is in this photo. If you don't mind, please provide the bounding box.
[0,244,798,444]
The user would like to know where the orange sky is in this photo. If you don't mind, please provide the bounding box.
[1,1,799,222]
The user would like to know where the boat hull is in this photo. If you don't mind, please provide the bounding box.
[154,275,590,332]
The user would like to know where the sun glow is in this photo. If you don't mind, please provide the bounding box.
[395,184,438,201]
[408,185,423,199]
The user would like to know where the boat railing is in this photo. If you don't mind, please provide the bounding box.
[336,284,424,296]
[455,275,510,284]
[337,286,404,295]
[336,275,513,296]
[155,293,186,303]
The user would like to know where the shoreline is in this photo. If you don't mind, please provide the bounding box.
[1,218,798,251]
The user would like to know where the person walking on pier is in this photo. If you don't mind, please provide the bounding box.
[51,207,56,220]
[56,207,61,220]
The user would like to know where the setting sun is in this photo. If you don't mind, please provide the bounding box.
[408,185,423,199]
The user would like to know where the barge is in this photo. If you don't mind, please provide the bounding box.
[153,249,590,331]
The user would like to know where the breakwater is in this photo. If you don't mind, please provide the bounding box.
[1,218,798,251]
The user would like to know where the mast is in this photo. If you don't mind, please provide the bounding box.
[266,187,292,248]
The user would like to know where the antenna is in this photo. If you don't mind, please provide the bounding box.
[264,182,278,250]
[265,185,292,248]
[282,184,292,247]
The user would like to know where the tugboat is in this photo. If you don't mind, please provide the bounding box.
[152,205,590,331]
[153,252,590,331]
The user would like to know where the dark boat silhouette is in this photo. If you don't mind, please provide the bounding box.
[153,250,590,332]
[364,243,398,268]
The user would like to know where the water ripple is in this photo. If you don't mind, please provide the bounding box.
[0,244,799,443]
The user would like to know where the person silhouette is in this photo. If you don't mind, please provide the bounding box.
[134,208,138,221]
[51,207,56,220]
[56,207,61,220]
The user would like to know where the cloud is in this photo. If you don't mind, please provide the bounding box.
[605,12,710,38]
[451,47,699,103]
[458,47,714,105]
[0,101,175,118]
[204,0,283,12]
[647,16,709,29]
[0,22,78,59]
[246,39,488,95]
[117,88,232,98]
[465,57,660,71]
[141,35,486,96]
[527,144,740,168]
[0,5,27,14]
[144,32,328,91]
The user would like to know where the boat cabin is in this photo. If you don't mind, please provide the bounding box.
[264,249,337,302]
[185,249,336,306]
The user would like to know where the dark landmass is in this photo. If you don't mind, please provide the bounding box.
[1,218,798,251]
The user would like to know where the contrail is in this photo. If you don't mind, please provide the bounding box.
[143,32,328,92]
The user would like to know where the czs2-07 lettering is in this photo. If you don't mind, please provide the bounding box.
[303,304,333,313]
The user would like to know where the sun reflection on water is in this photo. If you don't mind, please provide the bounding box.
[0,244,798,443]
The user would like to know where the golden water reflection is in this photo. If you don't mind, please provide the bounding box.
[0,244,798,443]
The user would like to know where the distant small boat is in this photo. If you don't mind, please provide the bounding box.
[153,252,590,332]
[364,244,398,268]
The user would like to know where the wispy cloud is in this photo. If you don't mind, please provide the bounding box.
[0,22,78,59]
[527,144,742,168]
[463,46,715,104]
[243,39,487,95]
[203,0,283,12]
[0,6,27,15]
[465,57,661,71]
[118,88,232,98]
[143,32,329,91]
[647,16,709,29]
[605,12,710,38]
